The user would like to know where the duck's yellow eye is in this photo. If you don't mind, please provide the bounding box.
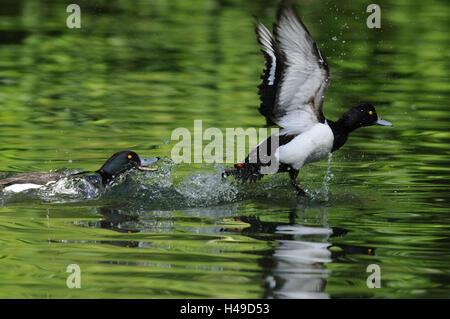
[369,111,373,115]
[128,154,132,159]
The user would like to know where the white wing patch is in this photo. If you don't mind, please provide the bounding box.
[3,183,43,193]
[266,50,276,85]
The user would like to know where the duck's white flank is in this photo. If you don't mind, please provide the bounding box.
[275,122,334,170]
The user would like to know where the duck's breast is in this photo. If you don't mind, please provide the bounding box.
[276,123,334,170]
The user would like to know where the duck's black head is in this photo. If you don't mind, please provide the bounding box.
[96,150,158,184]
[338,103,392,131]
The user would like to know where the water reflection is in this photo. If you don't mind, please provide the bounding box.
[223,208,332,299]
[269,223,333,299]
[218,201,376,299]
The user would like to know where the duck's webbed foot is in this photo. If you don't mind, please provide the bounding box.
[289,168,306,196]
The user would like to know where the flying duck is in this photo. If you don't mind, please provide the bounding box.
[0,150,159,193]
[227,7,392,194]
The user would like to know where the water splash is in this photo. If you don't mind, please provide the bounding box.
[102,159,241,209]
[40,176,101,202]
[175,169,239,206]
[308,153,334,201]
[321,153,334,200]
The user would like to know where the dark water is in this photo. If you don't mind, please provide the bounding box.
[0,0,449,298]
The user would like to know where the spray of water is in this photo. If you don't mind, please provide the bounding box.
[320,153,334,201]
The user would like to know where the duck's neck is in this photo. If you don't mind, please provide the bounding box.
[327,115,361,152]
[96,169,113,185]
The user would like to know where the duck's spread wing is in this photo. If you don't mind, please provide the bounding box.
[256,7,330,135]
[256,20,281,126]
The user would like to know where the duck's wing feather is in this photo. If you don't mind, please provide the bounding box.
[256,20,283,126]
[256,7,330,135]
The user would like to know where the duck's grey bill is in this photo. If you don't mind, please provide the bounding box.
[376,117,393,127]
[138,157,159,171]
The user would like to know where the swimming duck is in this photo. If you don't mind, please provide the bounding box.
[227,7,392,194]
[0,150,159,193]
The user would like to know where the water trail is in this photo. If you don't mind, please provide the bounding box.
[175,168,239,206]
[0,157,329,207]
[319,153,334,201]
